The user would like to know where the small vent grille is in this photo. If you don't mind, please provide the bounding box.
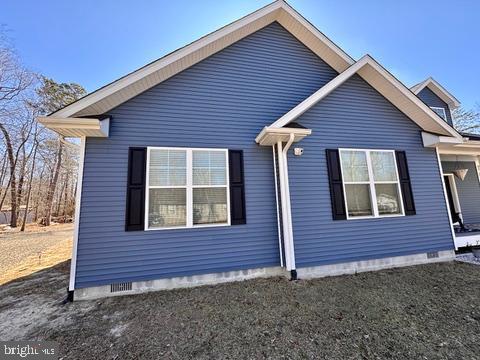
[427,251,439,259]
[110,282,133,293]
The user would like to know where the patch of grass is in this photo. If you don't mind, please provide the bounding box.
[0,238,72,285]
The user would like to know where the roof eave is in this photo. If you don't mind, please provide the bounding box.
[411,77,461,109]
[268,55,463,140]
[38,116,110,138]
[49,0,354,119]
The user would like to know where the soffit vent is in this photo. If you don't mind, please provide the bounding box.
[427,252,439,259]
[111,282,133,293]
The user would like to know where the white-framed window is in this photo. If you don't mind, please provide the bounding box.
[430,106,447,121]
[339,149,404,219]
[145,147,230,230]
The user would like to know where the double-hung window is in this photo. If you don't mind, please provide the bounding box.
[339,149,404,219]
[146,147,229,229]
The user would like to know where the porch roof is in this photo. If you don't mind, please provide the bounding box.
[422,131,480,155]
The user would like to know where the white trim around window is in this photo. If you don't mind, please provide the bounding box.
[430,106,447,121]
[339,148,405,220]
[145,147,230,230]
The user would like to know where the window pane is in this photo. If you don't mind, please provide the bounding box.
[345,184,373,217]
[193,150,226,186]
[341,151,369,182]
[371,151,397,182]
[148,188,186,228]
[193,188,227,225]
[149,149,186,186]
[431,107,446,120]
[376,184,401,215]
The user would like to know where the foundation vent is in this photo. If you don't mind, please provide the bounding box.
[427,251,439,259]
[110,282,133,293]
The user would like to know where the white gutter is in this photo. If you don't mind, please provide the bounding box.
[272,145,283,267]
[276,133,296,275]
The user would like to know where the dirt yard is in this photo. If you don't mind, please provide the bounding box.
[0,223,73,285]
[0,260,479,359]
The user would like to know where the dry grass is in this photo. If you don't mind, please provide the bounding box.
[0,238,72,285]
[0,261,479,359]
[0,223,73,285]
[0,222,73,234]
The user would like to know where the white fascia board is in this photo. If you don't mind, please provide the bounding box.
[270,56,368,129]
[49,0,354,119]
[411,77,461,109]
[269,55,462,140]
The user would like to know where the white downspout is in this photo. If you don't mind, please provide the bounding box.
[277,133,296,276]
[272,145,283,267]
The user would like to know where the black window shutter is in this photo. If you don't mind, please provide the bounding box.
[326,149,347,220]
[229,150,246,225]
[125,147,147,231]
[395,150,416,216]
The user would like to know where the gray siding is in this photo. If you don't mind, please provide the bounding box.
[441,161,480,224]
[76,22,338,288]
[289,75,454,268]
[417,87,453,126]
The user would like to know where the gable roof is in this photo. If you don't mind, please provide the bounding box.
[410,77,461,109]
[50,0,354,118]
[265,55,462,139]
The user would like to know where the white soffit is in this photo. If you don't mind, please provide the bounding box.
[255,126,312,146]
[410,77,461,109]
[269,55,462,139]
[38,117,110,138]
[50,0,354,118]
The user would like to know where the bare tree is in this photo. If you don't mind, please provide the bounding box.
[21,137,38,231]
[0,31,33,115]
[36,77,85,226]
[452,104,480,134]
[0,31,85,230]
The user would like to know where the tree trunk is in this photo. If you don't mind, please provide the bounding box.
[0,123,17,227]
[43,138,63,226]
[63,172,69,222]
[33,166,45,223]
[16,145,26,221]
[21,143,38,231]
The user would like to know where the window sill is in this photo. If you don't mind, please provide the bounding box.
[346,213,405,220]
[145,222,231,231]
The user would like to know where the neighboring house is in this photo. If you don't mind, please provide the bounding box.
[39,1,480,300]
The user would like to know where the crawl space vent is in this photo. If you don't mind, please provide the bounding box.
[427,252,439,259]
[110,282,133,293]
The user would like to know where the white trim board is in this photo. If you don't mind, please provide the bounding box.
[410,77,461,109]
[48,0,354,119]
[436,147,457,248]
[267,55,462,139]
[69,137,86,291]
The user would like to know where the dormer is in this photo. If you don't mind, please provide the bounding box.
[410,77,460,127]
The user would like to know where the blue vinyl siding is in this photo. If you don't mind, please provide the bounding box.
[289,74,455,268]
[417,87,453,126]
[75,22,338,288]
[441,161,480,224]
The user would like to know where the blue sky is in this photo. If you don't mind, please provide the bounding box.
[2,0,479,109]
